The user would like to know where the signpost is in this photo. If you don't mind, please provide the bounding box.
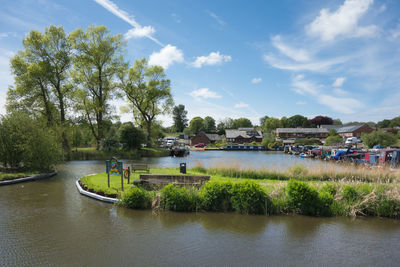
[106,157,124,190]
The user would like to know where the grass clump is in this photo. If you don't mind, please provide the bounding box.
[161,184,198,212]
[119,186,152,209]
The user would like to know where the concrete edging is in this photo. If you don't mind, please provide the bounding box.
[75,178,118,204]
[0,172,57,186]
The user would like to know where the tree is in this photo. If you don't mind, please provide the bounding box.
[172,104,188,132]
[263,117,281,132]
[377,119,391,128]
[71,25,125,149]
[189,117,205,134]
[361,131,397,148]
[324,135,343,146]
[119,58,173,147]
[286,115,309,128]
[9,25,72,151]
[259,116,269,128]
[217,121,226,135]
[332,119,342,125]
[309,116,333,127]
[233,117,252,128]
[204,116,216,133]
[261,133,275,148]
[119,122,146,151]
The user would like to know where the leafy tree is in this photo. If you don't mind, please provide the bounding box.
[204,116,216,133]
[190,117,205,134]
[119,58,173,147]
[217,121,226,135]
[309,116,333,126]
[71,25,125,150]
[119,122,146,151]
[172,104,188,132]
[389,117,400,128]
[361,131,397,148]
[324,135,343,146]
[9,25,72,151]
[233,117,252,128]
[263,117,281,132]
[259,116,269,128]
[261,133,275,148]
[286,115,309,128]
[377,119,391,128]
[329,129,338,136]
[280,116,288,128]
[332,119,343,125]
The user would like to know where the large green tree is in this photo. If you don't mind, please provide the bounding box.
[286,115,309,128]
[172,104,188,132]
[204,116,216,133]
[8,25,72,151]
[263,117,281,132]
[361,131,397,148]
[119,58,173,147]
[189,117,205,134]
[233,117,252,128]
[71,25,125,149]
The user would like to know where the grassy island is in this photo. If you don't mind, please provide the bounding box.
[0,172,38,181]
[79,165,400,219]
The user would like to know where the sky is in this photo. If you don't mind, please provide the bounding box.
[0,0,400,126]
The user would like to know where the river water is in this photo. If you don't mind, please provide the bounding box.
[1,151,400,266]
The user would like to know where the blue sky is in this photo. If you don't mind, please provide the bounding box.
[1,0,400,126]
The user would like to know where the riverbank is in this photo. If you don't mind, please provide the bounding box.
[66,147,170,160]
[0,172,57,186]
[79,167,400,218]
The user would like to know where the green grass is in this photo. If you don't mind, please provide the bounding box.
[0,172,38,181]
[68,147,169,160]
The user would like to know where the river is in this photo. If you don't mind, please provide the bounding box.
[1,151,400,266]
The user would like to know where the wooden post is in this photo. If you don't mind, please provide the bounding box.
[121,172,124,191]
[107,173,110,188]
[127,167,130,184]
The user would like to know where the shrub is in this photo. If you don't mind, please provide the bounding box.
[199,181,232,211]
[342,186,359,202]
[119,122,146,150]
[119,186,152,209]
[161,184,198,212]
[372,196,400,218]
[288,165,308,178]
[321,183,337,196]
[230,181,268,214]
[286,180,320,215]
[318,191,334,216]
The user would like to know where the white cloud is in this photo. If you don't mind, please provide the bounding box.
[291,74,362,114]
[0,33,8,38]
[332,77,346,87]
[148,44,184,69]
[263,54,348,72]
[296,101,307,105]
[124,26,155,39]
[251,77,262,84]
[271,35,310,62]
[94,0,163,46]
[234,102,249,108]
[333,88,348,95]
[191,51,231,68]
[378,4,386,13]
[190,88,221,100]
[206,10,226,26]
[306,0,378,41]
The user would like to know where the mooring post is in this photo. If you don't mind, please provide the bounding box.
[107,173,110,188]
[127,167,130,184]
[121,172,124,191]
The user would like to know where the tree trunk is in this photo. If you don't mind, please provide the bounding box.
[97,110,103,150]
[59,98,70,152]
[146,121,152,148]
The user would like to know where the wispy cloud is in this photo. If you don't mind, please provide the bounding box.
[271,35,311,62]
[191,51,231,68]
[234,102,249,108]
[296,101,307,105]
[189,88,221,100]
[148,44,184,69]
[306,0,378,41]
[251,77,262,84]
[332,77,346,87]
[93,0,163,46]
[206,10,226,26]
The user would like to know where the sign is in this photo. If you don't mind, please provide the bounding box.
[106,157,123,176]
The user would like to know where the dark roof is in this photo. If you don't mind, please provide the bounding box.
[205,133,222,141]
[336,124,365,133]
[275,128,328,134]
[226,129,262,138]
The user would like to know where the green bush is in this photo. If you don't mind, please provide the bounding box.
[119,186,152,209]
[230,181,268,214]
[288,164,308,178]
[321,183,337,196]
[287,180,320,216]
[371,196,400,218]
[318,191,334,216]
[161,184,198,212]
[199,181,232,211]
[342,186,359,202]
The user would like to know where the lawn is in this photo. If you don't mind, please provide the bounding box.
[0,172,38,181]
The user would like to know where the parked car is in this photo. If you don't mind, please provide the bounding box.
[194,143,205,148]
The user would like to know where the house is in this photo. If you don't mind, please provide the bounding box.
[275,128,329,139]
[190,131,222,146]
[225,128,263,143]
[320,124,373,138]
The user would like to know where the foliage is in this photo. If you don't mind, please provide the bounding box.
[119,58,173,147]
[71,25,125,149]
[259,116,269,128]
[0,112,62,171]
[261,133,275,147]
[204,116,216,133]
[361,130,397,148]
[288,164,308,177]
[119,186,152,209]
[189,117,205,134]
[119,122,146,151]
[172,104,188,132]
[342,186,359,203]
[309,116,333,126]
[286,115,309,128]
[230,181,268,214]
[199,181,232,211]
[324,135,343,146]
[161,184,198,212]
[232,118,252,128]
[263,117,281,132]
